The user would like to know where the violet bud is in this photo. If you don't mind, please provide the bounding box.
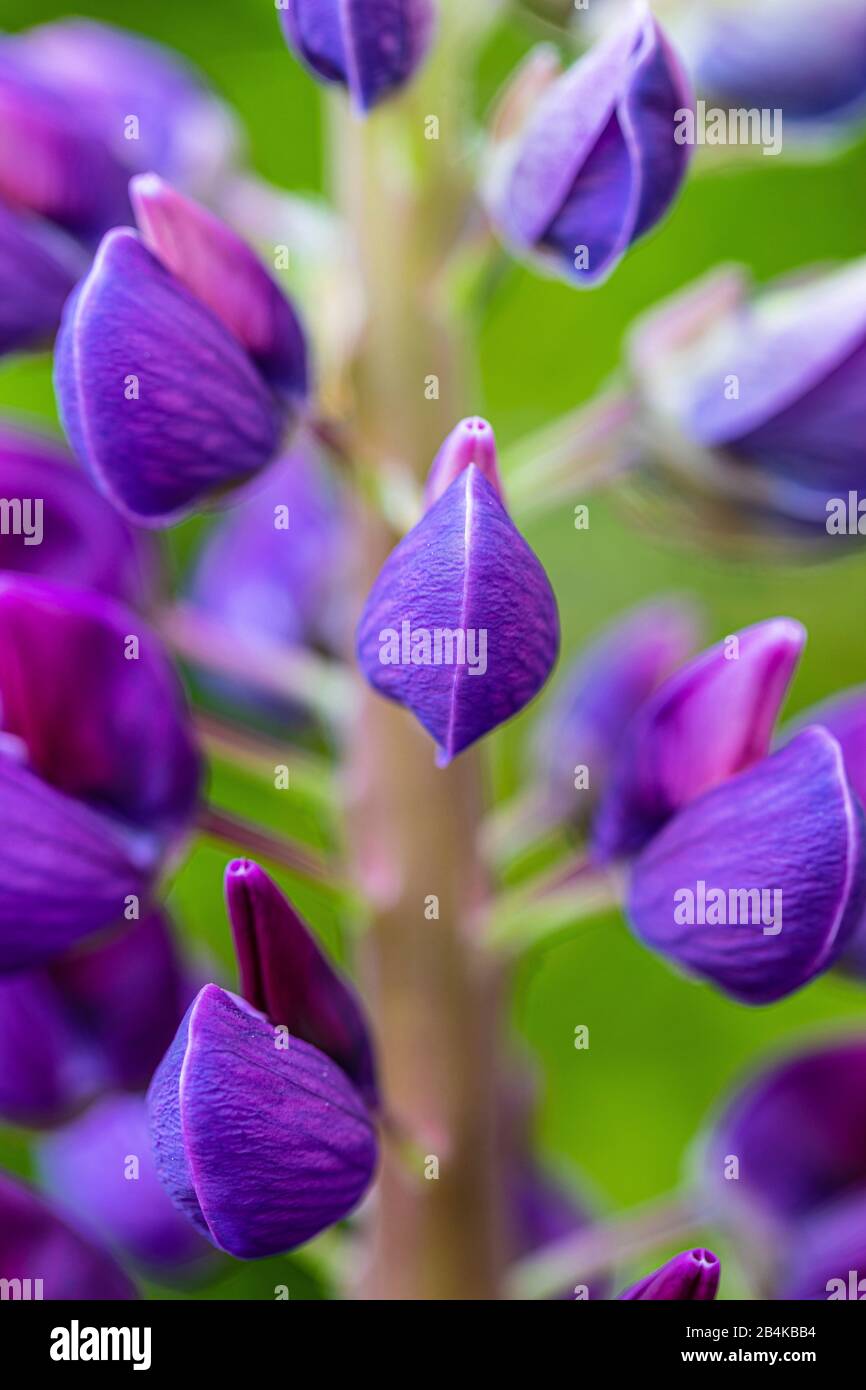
[0,202,87,356]
[485,2,692,286]
[55,175,309,527]
[357,417,559,764]
[0,578,201,971]
[626,259,866,536]
[618,1248,720,1300]
[0,1170,136,1300]
[279,0,437,112]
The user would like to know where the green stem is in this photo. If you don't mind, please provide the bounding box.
[486,857,624,951]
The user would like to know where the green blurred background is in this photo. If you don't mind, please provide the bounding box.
[2,0,866,1299]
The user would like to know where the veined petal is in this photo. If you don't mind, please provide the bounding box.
[628,728,866,1004]
[0,201,87,355]
[593,618,805,860]
[0,1171,136,1300]
[131,175,308,403]
[357,465,559,764]
[148,985,378,1258]
[226,860,378,1106]
[618,1248,720,1300]
[54,227,285,526]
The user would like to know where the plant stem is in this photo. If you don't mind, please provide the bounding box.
[197,804,330,883]
[333,4,509,1300]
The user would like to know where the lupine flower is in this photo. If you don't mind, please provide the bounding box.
[148,860,378,1257]
[0,203,87,356]
[38,1094,212,1277]
[0,1170,135,1300]
[532,598,699,828]
[699,1037,866,1299]
[618,1248,720,1300]
[592,619,866,1003]
[55,174,309,527]
[626,258,866,535]
[279,0,438,112]
[0,19,239,229]
[484,1,692,286]
[357,417,559,765]
[0,577,201,971]
[0,422,154,604]
[0,912,195,1127]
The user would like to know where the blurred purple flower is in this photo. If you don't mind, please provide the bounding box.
[0,203,87,356]
[0,577,201,971]
[0,913,196,1127]
[55,175,309,527]
[357,416,559,764]
[618,1247,720,1300]
[593,620,866,1003]
[279,0,437,112]
[626,259,866,534]
[0,422,154,604]
[485,2,692,286]
[0,1170,135,1300]
[38,1094,212,1277]
[700,1036,866,1299]
[148,860,378,1258]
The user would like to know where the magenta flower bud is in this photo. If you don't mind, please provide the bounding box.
[0,202,87,357]
[424,416,504,509]
[357,418,559,764]
[618,1248,720,1300]
[485,2,692,286]
[279,0,437,112]
[0,1170,136,1300]
[55,177,309,527]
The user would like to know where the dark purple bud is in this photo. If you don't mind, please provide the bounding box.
[0,422,154,604]
[148,983,378,1258]
[357,422,559,764]
[618,1248,720,1300]
[279,0,437,112]
[226,860,378,1107]
[533,598,699,826]
[424,417,503,509]
[0,1170,136,1300]
[593,618,805,861]
[486,3,692,286]
[0,201,87,356]
[0,578,200,971]
[628,728,866,1004]
[38,1094,212,1276]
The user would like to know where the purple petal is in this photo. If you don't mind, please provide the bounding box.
[0,423,154,604]
[131,175,308,404]
[593,618,805,861]
[148,984,378,1258]
[628,728,866,1004]
[0,201,86,355]
[0,972,97,1126]
[280,0,437,111]
[779,1191,866,1300]
[357,465,559,764]
[618,1248,720,1300]
[0,1170,136,1300]
[701,1037,866,1227]
[424,417,504,509]
[790,687,866,808]
[0,577,200,846]
[226,860,378,1107]
[533,598,699,824]
[54,227,285,526]
[38,1094,211,1275]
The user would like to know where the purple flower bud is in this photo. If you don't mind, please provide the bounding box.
[0,422,154,604]
[0,578,200,971]
[628,727,866,1003]
[0,1170,136,1300]
[0,202,87,356]
[279,0,437,112]
[618,1248,720,1300]
[533,599,699,826]
[486,3,692,286]
[38,1094,212,1276]
[627,259,866,533]
[148,983,378,1258]
[594,618,805,860]
[55,181,308,527]
[357,420,559,764]
[226,860,378,1107]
